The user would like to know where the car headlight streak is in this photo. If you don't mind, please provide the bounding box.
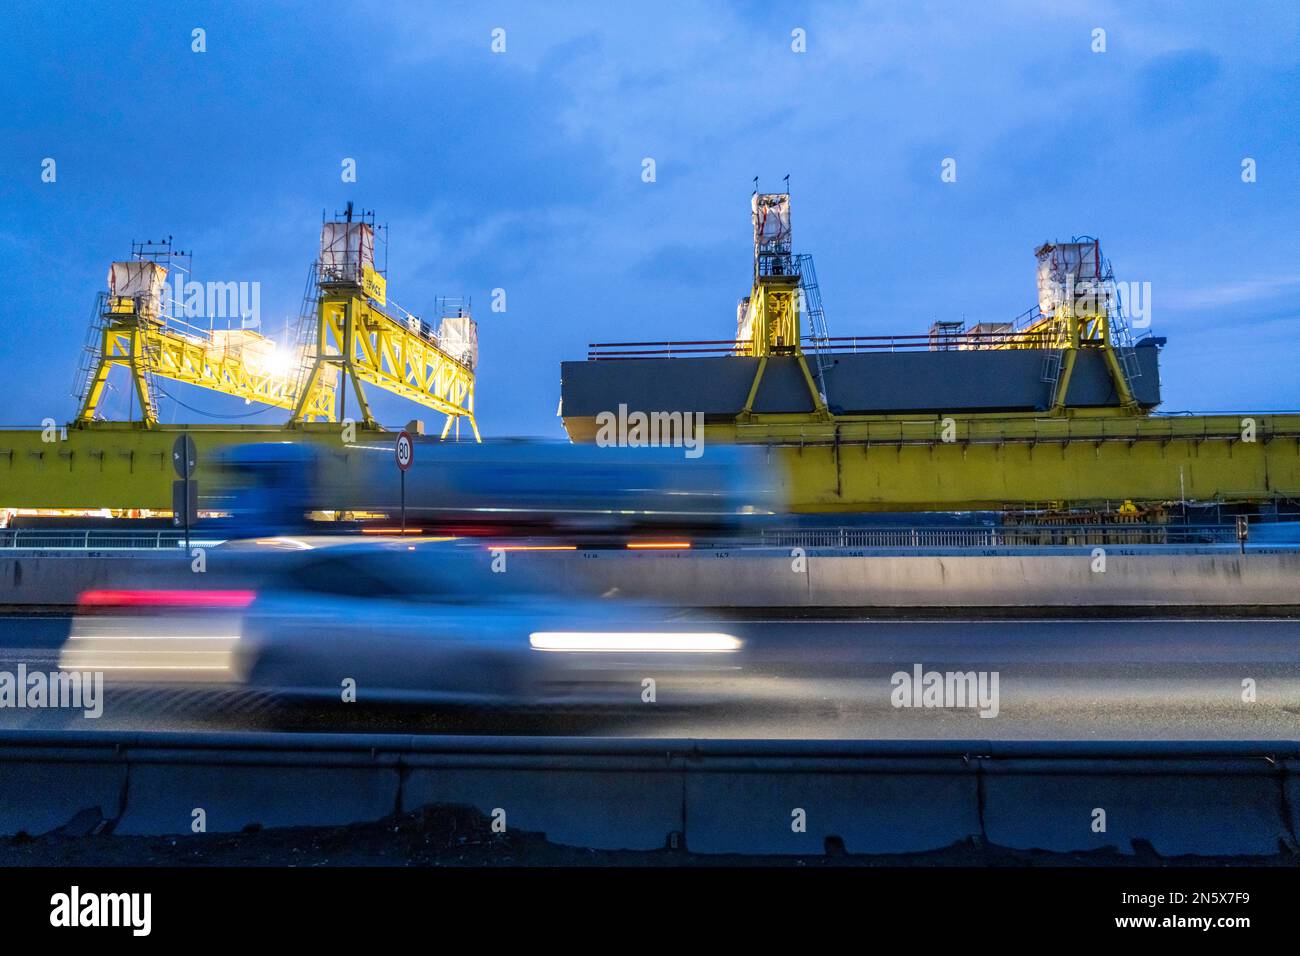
[529,631,741,653]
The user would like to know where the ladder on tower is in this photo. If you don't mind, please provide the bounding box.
[1033,303,1070,399]
[288,260,322,415]
[797,253,832,397]
[140,338,162,418]
[1040,349,1064,392]
[71,292,110,415]
[1107,280,1143,391]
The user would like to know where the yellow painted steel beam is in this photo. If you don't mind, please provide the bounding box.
[294,293,478,440]
[8,412,1297,513]
[713,412,1299,445]
[1101,341,1139,411]
[77,288,476,438]
[0,423,383,511]
[737,357,767,419]
[980,304,1140,413]
[738,413,1300,511]
[766,433,1300,512]
[77,320,335,426]
[560,412,1300,512]
[1048,348,1077,412]
[734,269,828,421]
[794,353,832,420]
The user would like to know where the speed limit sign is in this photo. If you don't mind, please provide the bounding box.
[395,431,414,471]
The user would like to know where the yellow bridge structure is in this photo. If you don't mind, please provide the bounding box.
[560,193,1300,514]
[73,216,478,440]
[0,212,480,514]
[2,199,1298,516]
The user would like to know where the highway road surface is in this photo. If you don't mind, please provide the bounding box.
[1,613,1298,739]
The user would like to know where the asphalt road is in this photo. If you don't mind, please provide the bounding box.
[1,614,1298,740]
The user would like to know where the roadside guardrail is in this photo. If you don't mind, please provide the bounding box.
[0,529,187,551]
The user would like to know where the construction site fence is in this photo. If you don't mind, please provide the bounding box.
[0,523,1250,552]
[586,331,1061,360]
[755,524,1242,549]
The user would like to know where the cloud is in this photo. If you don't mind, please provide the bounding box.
[1161,276,1300,311]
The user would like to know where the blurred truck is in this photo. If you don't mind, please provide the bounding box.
[203,437,778,541]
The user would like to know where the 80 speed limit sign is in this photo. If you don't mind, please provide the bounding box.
[395,431,414,471]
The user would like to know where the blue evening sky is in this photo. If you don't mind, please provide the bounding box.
[2,1,1297,434]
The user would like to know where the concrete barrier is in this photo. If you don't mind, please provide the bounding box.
[684,760,979,855]
[513,547,1300,608]
[0,750,127,835]
[981,759,1288,857]
[117,760,401,836]
[3,547,1300,609]
[402,765,682,851]
[0,732,1294,858]
[0,553,204,607]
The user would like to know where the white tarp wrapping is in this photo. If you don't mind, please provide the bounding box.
[1035,240,1110,316]
[108,261,166,314]
[207,328,275,366]
[319,222,375,283]
[752,193,792,256]
[968,321,1014,336]
[207,330,339,388]
[963,321,1014,349]
[437,315,478,371]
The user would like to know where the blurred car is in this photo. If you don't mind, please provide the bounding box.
[235,541,745,706]
[63,540,746,709]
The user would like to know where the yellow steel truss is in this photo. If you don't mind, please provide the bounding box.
[735,275,829,422]
[290,291,479,440]
[76,317,334,426]
[990,302,1139,414]
[75,280,478,441]
[736,278,801,358]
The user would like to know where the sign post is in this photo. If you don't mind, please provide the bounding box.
[171,434,198,552]
[395,431,414,534]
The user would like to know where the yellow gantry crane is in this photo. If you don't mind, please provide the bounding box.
[986,238,1142,414]
[74,254,335,426]
[74,209,480,440]
[733,190,831,422]
[561,191,1300,513]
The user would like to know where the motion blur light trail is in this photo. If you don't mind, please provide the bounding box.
[528,632,743,653]
[0,612,1296,740]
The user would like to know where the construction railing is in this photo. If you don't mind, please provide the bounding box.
[586,330,1061,360]
[756,524,1245,549]
[0,529,190,551]
[0,524,1269,552]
